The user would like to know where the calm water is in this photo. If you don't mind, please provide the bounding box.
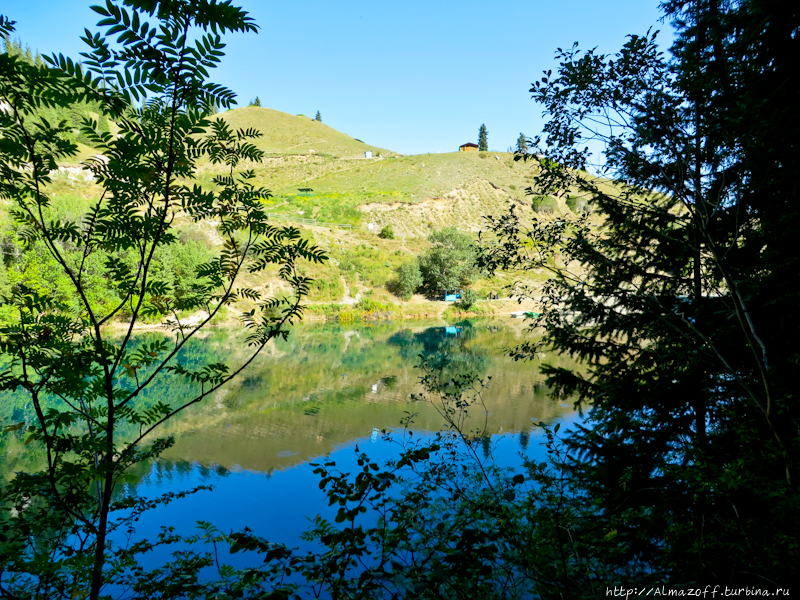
[2,318,580,567]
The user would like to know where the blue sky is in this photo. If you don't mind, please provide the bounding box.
[2,0,673,155]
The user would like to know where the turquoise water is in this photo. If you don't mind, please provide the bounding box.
[2,318,579,571]
[114,318,579,568]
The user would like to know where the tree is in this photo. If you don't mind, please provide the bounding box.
[249,95,261,106]
[481,0,800,584]
[391,259,422,300]
[418,227,479,296]
[516,132,527,154]
[478,123,488,151]
[0,4,325,598]
[315,110,321,122]
[1,35,111,145]
[454,288,478,310]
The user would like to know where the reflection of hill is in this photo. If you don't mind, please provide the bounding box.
[0,319,580,479]
[156,319,579,472]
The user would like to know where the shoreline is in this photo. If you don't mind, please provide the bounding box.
[103,298,541,331]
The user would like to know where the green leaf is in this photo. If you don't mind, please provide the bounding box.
[2,422,26,434]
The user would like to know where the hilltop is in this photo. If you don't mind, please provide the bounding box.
[268,151,537,237]
[213,106,392,158]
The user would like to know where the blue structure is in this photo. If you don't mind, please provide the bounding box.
[444,290,461,302]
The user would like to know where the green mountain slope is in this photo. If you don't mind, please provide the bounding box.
[213,107,392,157]
[4,104,559,312]
[276,151,528,201]
[266,151,540,236]
[196,108,550,236]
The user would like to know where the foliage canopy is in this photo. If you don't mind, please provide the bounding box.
[482,0,800,584]
[418,226,479,297]
[0,3,325,598]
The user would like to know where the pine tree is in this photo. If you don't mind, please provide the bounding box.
[249,96,261,107]
[516,132,527,154]
[2,35,21,57]
[482,0,800,584]
[315,110,321,122]
[478,124,488,151]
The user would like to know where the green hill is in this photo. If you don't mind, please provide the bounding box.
[213,107,392,158]
[4,104,562,314]
[264,151,540,236]
[194,108,549,236]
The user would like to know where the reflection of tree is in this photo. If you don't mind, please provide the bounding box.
[139,323,575,475]
[0,331,221,432]
[387,323,489,379]
[481,435,492,459]
[2,321,575,481]
[132,460,232,486]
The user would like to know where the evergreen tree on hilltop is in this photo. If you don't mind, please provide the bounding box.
[3,35,19,56]
[516,132,528,154]
[315,110,321,122]
[249,96,261,106]
[478,124,488,151]
[3,36,29,60]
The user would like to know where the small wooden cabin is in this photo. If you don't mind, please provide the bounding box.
[459,143,478,152]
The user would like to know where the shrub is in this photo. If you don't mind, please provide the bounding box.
[378,224,395,239]
[566,195,592,215]
[531,195,559,213]
[355,298,391,313]
[455,288,478,310]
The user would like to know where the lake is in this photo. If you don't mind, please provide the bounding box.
[1,318,580,570]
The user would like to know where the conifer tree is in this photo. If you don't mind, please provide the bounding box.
[482,0,800,584]
[478,123,488,151]
[315,110,321,122]
[516,132,527,154]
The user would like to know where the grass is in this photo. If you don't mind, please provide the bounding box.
[273,151,530,204]
[211,107,392,158]
[259,151,548,237]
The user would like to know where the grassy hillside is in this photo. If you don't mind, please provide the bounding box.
[4,104,572,319]
[213,107,392,158]
[191,108,558,237]
[261,151,547,236]
[278,151,529,202]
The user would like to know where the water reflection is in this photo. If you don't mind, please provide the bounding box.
[0,318,581,571]
[150,319,576,474]
[0,319,577,483]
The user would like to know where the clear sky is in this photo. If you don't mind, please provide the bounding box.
[2,0,673,156]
